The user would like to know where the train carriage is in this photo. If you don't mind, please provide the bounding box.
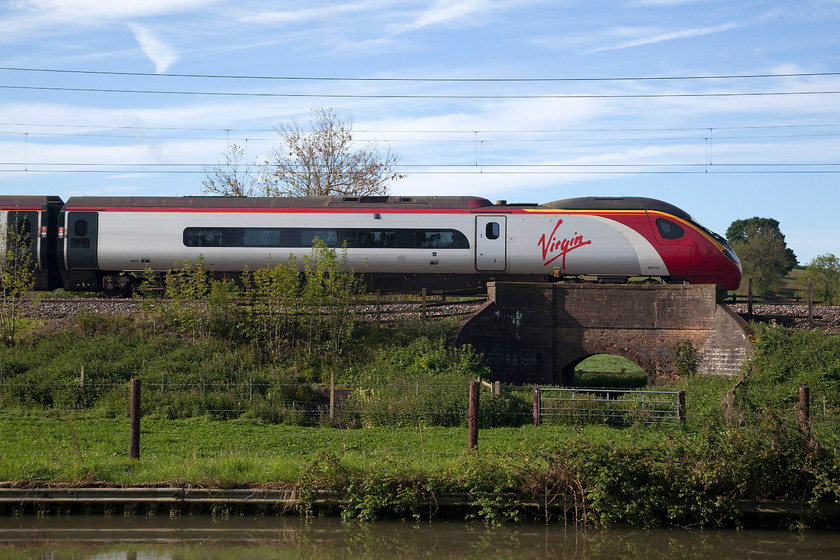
[49,195,741,296]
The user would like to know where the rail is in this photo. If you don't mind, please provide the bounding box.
[20,293,487,321]
[534,387,686,426]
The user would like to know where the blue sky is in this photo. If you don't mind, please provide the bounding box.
[1,0,839,264]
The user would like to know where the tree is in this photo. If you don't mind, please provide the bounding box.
[201,143,269,197]
[799,253,840,305]
[0,220,37,345]
[726,217,797,297]
[265,107,403,197]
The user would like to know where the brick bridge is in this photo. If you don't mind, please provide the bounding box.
[450,282,752,386]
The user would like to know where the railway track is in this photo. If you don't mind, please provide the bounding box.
[18,298,840,331]
[729,303,840,331]
[20,297,487,321]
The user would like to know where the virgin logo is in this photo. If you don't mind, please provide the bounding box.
[537,220,592,268]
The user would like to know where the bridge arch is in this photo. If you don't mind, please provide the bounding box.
[561,353,649,387]
[451,282,752,386]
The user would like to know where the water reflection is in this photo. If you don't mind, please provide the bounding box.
[1,516,839,559]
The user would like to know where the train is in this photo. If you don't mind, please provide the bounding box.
[1,194,741,296]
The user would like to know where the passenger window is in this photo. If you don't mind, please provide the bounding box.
[184,228,223,247]
[416,231,455,248]
[656,218,685,240]
[74,219,88,238]
[358,230,396,247]
[485,222,500,240]
[243,228,281,247]
[301,230,338,247]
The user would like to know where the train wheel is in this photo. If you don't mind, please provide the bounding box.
[102,274,133,298]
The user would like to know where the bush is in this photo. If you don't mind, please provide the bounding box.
[673,339,699,377]
[742,324,840,413]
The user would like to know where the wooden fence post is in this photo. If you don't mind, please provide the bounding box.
[468,381,479,451]
[329,370,335,421]
[129,379,141,460]
[678,390,686,424]
[533,387,540,426]
[747,278,753,320]
[421,288,427,321]
[800,384,811,440]
[808,279,814,329]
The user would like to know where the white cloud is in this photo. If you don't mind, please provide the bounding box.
[411,0,488,29]
[0,0,223,45]
[583,21,740,54]
[240,7,326,25]
[629,0,709,6]
[15,0,220,21]
[240,1,398,26]
[128,24,178,73]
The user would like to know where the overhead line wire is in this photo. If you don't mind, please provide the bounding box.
[2,169,838,175]
[2,66,839,83]
[2,122,840,135]
[1,84,839,99]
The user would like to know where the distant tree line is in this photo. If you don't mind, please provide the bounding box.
[726,216,839,303]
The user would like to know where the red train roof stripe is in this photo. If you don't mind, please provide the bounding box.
[61,206,654,217]
[62,206,512,214]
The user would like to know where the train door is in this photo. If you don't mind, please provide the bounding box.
[4,210,38,275]
[64,212,99,270]
[475,216,507,271]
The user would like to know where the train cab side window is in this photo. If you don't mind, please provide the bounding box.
[485,222,500,240]
[74,220,88,238]
[656,218,685,240]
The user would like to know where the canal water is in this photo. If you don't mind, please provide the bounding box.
[2,516,840,559]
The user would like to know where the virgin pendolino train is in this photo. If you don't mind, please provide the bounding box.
[1,194,741,296]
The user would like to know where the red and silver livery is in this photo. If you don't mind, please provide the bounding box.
[2,195,741,296]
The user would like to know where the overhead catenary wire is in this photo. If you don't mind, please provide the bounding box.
[2,122,840,145]
[1,66,839,179]
[2,66,839,83]
[2,84,839,99]
[3,122,840,134]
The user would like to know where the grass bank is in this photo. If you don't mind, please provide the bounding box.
[2,306,840,526]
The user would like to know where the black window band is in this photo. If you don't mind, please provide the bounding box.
[183,227,470,249]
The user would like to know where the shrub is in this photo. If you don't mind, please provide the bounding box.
[673,339,699,377]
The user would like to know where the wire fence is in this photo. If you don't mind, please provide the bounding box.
[1,379,834,424]
[1,379,838,468]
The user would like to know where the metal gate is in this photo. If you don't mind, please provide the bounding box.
[533,387,686,425]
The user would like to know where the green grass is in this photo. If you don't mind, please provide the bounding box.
[0,411,667,485]
[573,354,647,388]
